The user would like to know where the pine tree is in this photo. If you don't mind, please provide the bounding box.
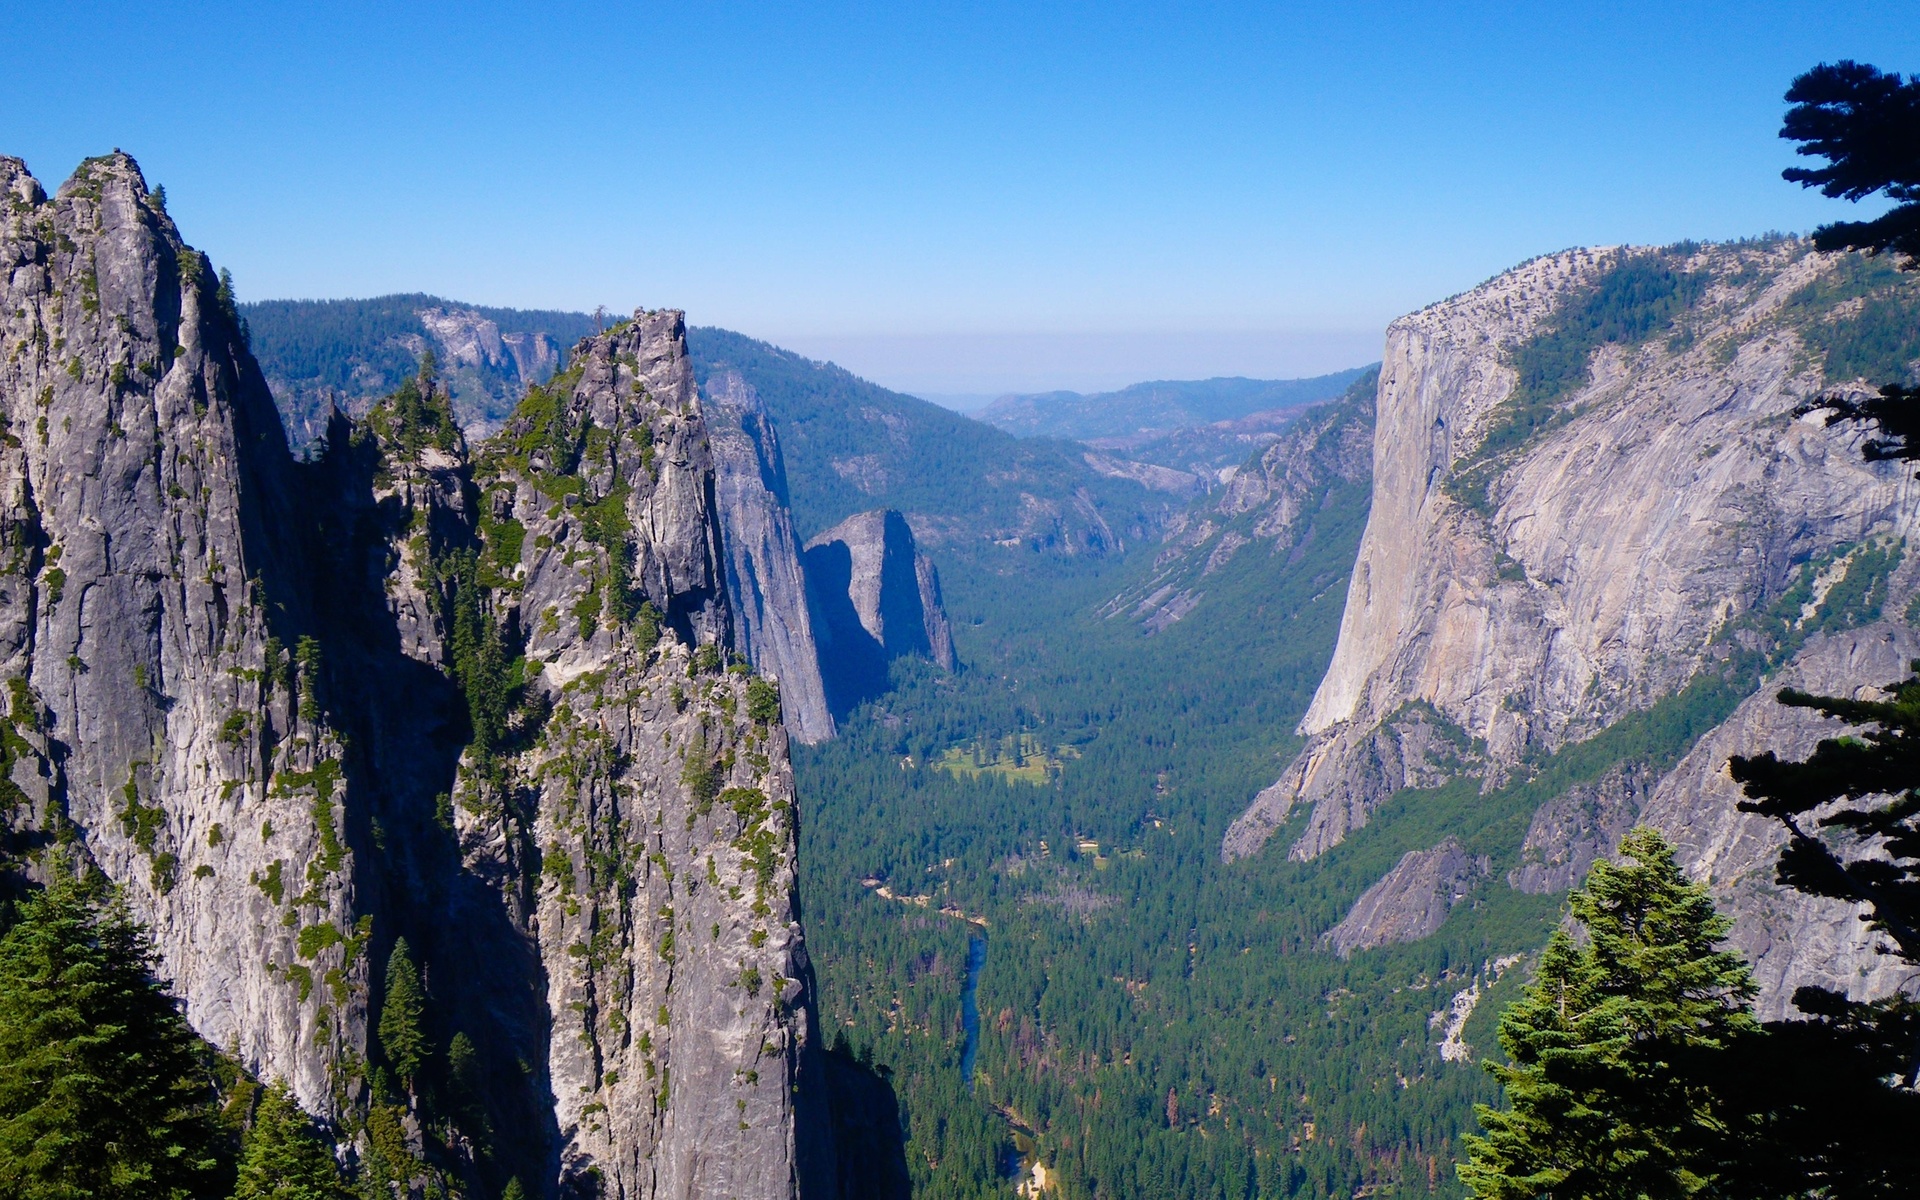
[1459,828,1759,1200]
[1780,61,1920,267]
[0,865,223,1199]
[378,937,429,1090]
[232,1084,352,1200]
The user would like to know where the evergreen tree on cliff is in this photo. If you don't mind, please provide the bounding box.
[232,1084,353,1200]
[0,864,223,1199]
[1459,829,1760,1199]
[1781,61,1920,459]
[1697,59,1920,1197]
[378,937,429,1093]
[1782,60,1920,268]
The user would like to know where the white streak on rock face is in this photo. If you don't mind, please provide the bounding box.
[1433,954,1523,1064]
[1434,982,1480,1064]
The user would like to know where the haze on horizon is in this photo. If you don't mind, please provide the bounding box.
[4,2,1916,393]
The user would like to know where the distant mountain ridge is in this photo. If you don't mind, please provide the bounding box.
[240,294,602,443]
[978,369,1372,442]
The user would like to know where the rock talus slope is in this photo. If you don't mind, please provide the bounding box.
[0,154,831,1198]
[1221,240,1920,1009]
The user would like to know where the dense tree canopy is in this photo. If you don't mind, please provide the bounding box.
[1458,829,1758,1200]
[232,1085,353,1200]
[0,865,224,1199]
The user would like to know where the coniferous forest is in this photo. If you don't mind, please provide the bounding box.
[7,47,1920,1200]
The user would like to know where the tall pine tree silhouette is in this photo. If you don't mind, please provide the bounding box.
[1709,57,1920,1197]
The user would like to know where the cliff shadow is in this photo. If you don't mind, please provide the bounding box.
[297,414,558,1195]
[801,540,890,715]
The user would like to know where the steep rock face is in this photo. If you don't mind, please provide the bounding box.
[1107,371,1374,634]
[704,368,834,743]
[1640,620,1920,1018]
[1507,763,1650,895]
[0,152,365,1116]
[414,305,563,438]
[0,154,830,1198]
[1227,244,1920,865]
[802,510,954,712]
[1325,838,1488,958]
[460,312,822,1197]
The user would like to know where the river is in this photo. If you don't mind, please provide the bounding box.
[960,933,987,1090]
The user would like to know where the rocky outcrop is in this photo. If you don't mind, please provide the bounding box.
[460,313,819,1196]
[1507,763,1650,894]
[1641,620,1920,1018]
[1228,243,1920,866]
[1222,237,1920,1014]
[415,305,563,438]
[248,298,590,449]
[1325,838,1489,957]
[705,368,834,743]
[803,510,955,712]
[1106,371,1375,635]
[0,150,362,1117]
[0,154,833,1198]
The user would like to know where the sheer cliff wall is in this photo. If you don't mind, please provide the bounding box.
[0,153,831,1199]
[1223,240,1920,1015]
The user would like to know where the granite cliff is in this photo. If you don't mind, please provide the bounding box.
[802,509,955,713]
[242,295,600,447]
[0,153,839,1199]
[704,368,835,743]
[1222,240,1920,1013]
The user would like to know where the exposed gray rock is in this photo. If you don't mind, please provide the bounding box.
[0,154,831,1198]
[1507,763,1650,894]
[1107,372,1374,634]
[1230,243,1920,864]
[0,150,365,1120]
[417,305,562,438]
[460,311,817,1197]
[705,368,834,743]
[1222,703,1477,864]
[1641,621,1920,1018]
[803,509,955,711]
[1325,838,1489,957]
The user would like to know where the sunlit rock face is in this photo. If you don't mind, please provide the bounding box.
[803,508,955,712]
[1224,239,1920,1011]
[0,153,828,1198]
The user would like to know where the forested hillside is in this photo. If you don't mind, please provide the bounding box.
[786,239,1920,1200]
[686,327,1182,556]
[979,371,1369,442]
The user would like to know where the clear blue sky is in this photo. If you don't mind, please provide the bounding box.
[4,3,1916,392]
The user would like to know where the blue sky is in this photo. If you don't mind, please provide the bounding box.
[4,3,1916,392]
